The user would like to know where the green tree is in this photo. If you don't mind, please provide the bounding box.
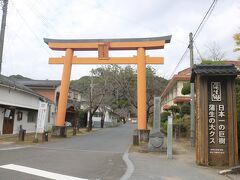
[199,42,225,63]
[160,111,171,123]
[233,32,240,60]
[181,82,190,95]
[235,78,240,113]
[71,65,168,126]
[146,66,168,122]
[201,60,224,65]
[71,68,110,131]
[169,105,180,118]
[233,33,240,52]
[180,103,190,115]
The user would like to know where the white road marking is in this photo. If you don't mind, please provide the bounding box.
[0,164,88,180]
[0,146,30,151]
[120,145,135,180]
[32,146,122,154]
[0,141,14,145]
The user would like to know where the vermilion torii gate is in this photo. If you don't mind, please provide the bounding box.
[44,36,171,140]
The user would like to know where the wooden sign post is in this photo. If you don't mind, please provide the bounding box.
[44,36,171,141]
[191,64,239,166]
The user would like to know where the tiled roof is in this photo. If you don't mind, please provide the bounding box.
[173,96,191,104]
[161,67,190,98]
[191,64,239,82]
[0,75,41,97]
[163,104,171,110]
[178,67,191,75]
[18,80,61,88]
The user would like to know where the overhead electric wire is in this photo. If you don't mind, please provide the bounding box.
[10,0,50,55]
[194,42,204,62]
[22,0,61,36]
[193,0,218,40]
[168,0,218,79]
[169,48,189,78]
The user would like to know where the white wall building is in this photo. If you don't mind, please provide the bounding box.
[0,75,54,135]
[160,68,191,111]
[88,108,118,128]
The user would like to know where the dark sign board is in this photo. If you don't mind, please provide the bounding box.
[208,78,228,166]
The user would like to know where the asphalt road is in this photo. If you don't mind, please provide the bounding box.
[0,123,136,180]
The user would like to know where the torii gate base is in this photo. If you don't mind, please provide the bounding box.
[44,36,171,142]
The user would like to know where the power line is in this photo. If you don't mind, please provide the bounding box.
[169,48,189,78]
[193,0,218,40]
[168,0,218,79]
[10,0,50,56]
[22,0,61,36]
[194,42,204,63]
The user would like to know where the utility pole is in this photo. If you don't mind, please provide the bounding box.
[189,32,195,147]
[0,0,8,74]
[90,74,93,103]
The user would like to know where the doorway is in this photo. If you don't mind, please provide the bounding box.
[2,108,15,134]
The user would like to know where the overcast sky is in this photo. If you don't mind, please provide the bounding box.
[1,0,239,80]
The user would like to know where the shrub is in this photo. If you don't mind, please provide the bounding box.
[181,82,190,95]
[78,110,88,128]
[161,111,171,123]
[181,103,190,115]
[169,105,180,112]
[201,60,224,65]
[161,121,168,135]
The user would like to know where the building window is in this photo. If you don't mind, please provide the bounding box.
[27,110,37,123]
[17,112,23,121]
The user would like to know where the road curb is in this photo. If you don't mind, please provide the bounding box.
[120,145,135,180]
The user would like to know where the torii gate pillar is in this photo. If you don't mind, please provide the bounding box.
[56,48,73,126]
[137,47,146,129]
[137,48,150,141]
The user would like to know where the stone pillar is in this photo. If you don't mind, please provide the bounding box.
[153,97,161,132]
[148,97,165,151]
[167,116,173,159]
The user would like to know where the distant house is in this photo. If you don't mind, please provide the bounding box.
[223,60,240,68]
[18,79,82,126]
[88,107,119,128]
[160,68,191,111]
[0,75,53,135]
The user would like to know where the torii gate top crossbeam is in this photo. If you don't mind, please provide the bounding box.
[44,36,171,51]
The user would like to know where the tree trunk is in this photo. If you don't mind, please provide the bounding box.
[100,114,105,128]
[88,113,93,131]
[73,112,78,135]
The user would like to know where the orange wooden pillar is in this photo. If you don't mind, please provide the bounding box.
[137,48,146,129]
[137,47,149,142]
[56,48,73,126]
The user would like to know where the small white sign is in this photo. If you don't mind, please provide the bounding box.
[36,102,48,133]
[211,82,221,101]
[168,116,173,125]
[4,109,11,118]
